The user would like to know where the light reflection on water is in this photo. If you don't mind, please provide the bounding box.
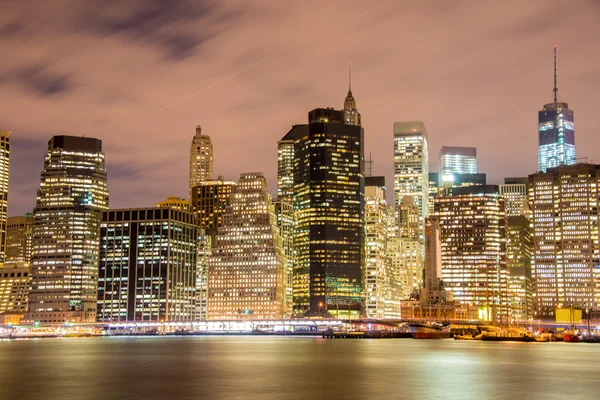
[0,336,598,400]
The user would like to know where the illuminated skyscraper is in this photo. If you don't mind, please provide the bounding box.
[499,177,528,217]
[365,178,388,319]
[538,46,575,172]
[156,196,190,212]
[207,173,286,319]
[0,130,10,264]
[0,264,30,315]
[343,64,361,126]
[529,164,600,317]
[196,229,211,321]
[439,146,477,184]
[393,121,429,236]
[506,215,533,323]
[274,200,294,317]
[26,136,109,324]
[190,177,236,245]
[398,196,420,240]
[189,126,213,191]
[433,185,508,322]
[5,214,33,266]
[97,208,198,322]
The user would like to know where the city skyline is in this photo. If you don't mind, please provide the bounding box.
[1,1,599,216]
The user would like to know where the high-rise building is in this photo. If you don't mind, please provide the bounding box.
[274,200,294,317]
[0,263,30,315]
[195,229,211,321]
[439,146,477,182]
[156,196,190,212]
[538,46,575,172]
[433,185,508,322]
[207,173,286,319]
[529,164,600,317]
[277,125,307,202]
[506,215,533,323]
[388,237,422,300]
[397,196,420,240]
[285,108,364,318]
[393,121,429,236]
[26,136,109,324]
[190,177,236,245]
[189,126,213,191]
[0,130,10,264]
[499,178,528,217]
[421,217,444,305]
[343,64,361,126]
[5,214,33,266]
[364,178,388,319]
[97,208,198,322]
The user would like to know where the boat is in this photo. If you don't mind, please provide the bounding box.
[408,322,452,339]
[563,331,583,342]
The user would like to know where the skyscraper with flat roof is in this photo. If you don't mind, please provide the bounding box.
[538,46,575,172]
[439,146,477,182]
[5,214,33,266]
[0,130,10,264]
[26,136,109,324]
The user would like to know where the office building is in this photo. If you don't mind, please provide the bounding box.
[277,125,307,202]
[538,46,575,172]
[195,229,211,321]
[190,177,236,245]
[0,263,30,315]
[207,173,286,319]
[5,214,33,266]
[156,196,190,212]
[365,178,388,319]
[388,237,422,300]
[500,178,528,217]
[0,130,10,264]
[97,208,198,322]
[506,215,533,323]
[274,200,294,317]
[189,126,213,191]
[529,164,600,317]
[393,121,429,236]
[26,136,109,324]
[397,196,420,240]
[343,64,361,126]
[284,108,364,318]
[439,146,477,182]
[433,185,508,322]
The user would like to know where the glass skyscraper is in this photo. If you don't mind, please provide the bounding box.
[0,130,10,264]
[538,46,575,172]
[439,146,477,185]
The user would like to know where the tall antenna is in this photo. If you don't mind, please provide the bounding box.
[553,45,558,105]
[365,153,373,177]
[348,62,352,92]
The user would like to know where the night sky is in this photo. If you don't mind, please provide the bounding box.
[1,0,599,216]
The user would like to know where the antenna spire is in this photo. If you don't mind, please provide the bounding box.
[348,62,352,92]
[553,45,558,105]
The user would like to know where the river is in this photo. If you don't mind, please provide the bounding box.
[0,336,597,399]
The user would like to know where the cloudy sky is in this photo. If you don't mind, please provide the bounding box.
[1,0,599,216]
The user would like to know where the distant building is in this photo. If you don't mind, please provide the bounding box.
[0,263,30,315]
[433,185,508,322]
[388,237,423,300]
[277,125,307,202]
[529,164,600,317]
[538,46,575,172]
[190,177,236,246]
[421,218,446,305]
[207,173,286,320]
[506,215,533,323]
[284,108,364,318]
[196,230,211,321]
[0,130,10,264]
[156,196,190,212]
[500,178,528,217]
[5,214,33,266]
[439,146,477,182]
[397,196,420,240]
[26,136,109,324]
[393,121,429,237]
[274,200,294,317]
[343,64,361,126]
[189,126,213,191]
[97,208,198,322]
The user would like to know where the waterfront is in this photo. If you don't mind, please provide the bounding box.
[0,337,598,399]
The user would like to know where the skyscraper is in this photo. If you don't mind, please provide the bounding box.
[0,130,10,264]
[433,185,508,322]
[97,208,198,322]
[190,177,236,245]
[286,108,364,318]
[343,64,361,126]
[393,121,429,235]
[189,126,213,191]
[207,173,286,319]
[538,46,575,172]
[506,215,533,323]
[499,177,528,217]
[0,264,30,315]
[439,146,477,183]
[278,124,308,202]
[5,214,33,266]
[26,136,109,324]
[529,164,600,317]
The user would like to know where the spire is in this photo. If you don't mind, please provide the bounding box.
[348,62,352,95]
[553,45,558,105]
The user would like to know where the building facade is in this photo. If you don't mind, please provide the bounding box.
[433,185,508,322]
[207,173,286,319]
[97,208,198,322]
[0,130,10,264]
[529,164,600,317]
[26,136,109,324]
[499,178,528,217]
[393,121,429,237]
[5,214,33,266]
[439,146,477,182]
[189,125,213,191]
[286,108,364,318]
[190,177,236,245]
[506,215,533,323]
[0,263,30,315]
[156,196,190,212]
